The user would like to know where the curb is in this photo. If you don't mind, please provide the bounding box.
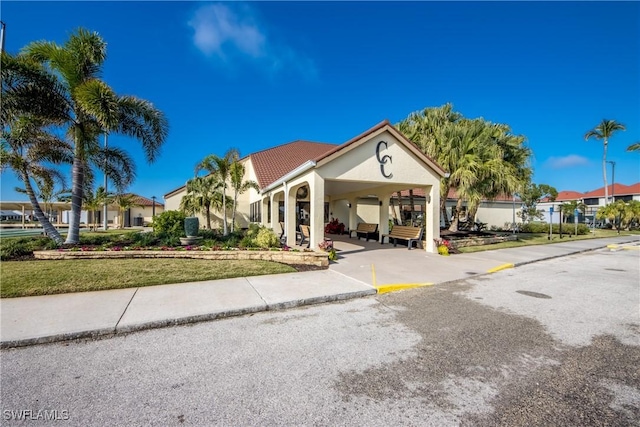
[1,289,377,349]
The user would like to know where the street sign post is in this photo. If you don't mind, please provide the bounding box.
[549,206,554,240]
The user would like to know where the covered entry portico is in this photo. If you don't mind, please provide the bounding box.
[259,121,447,253]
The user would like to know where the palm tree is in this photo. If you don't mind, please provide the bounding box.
[179,175,225,229]
[397,105,531,232]
[113,193,140,229]
[15,179,70,228]
[229,159,259,232]
[82,186,112,231]
[584,119,626,205]
[23,28,168,244]
[1,52,71,244]
[627,142,640,152]
[195,149,239,235]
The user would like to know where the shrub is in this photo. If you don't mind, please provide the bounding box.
[519,222,590,235]
[0,236,57,260]
[255,227,280,248]
[1,239,34,260]
[152,210,186,239]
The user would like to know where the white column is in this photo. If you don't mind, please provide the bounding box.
[309,172,325,250]
[270,192,279,231]
[285,184,297,247]
[348,198,357,233]
[379,194,390,243]
[426,185,439,253]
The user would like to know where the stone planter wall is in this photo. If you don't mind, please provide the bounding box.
[448,234,518,248]
[34,250,329,267]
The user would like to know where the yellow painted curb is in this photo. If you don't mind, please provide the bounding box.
[607,244,619,249]
[622,246,640,251]
[376,283,433,294]
[487,263,515,273]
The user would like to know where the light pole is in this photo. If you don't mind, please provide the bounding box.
[0,21,6,54]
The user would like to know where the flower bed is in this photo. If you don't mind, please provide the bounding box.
[34,247,329,267]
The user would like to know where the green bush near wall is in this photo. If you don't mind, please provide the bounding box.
[519,222,590,235]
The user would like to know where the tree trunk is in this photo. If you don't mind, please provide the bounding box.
[448,198,464,232]
[468,205,479,228]
[440,186,450,228]
[20,170,64,245]
[231,189,238,232]
[205,205,211,230]
[408,189,415,226]
[222,185,228,235]
[396,191,403,225]
[65,156,84,244]
[603,139,609,205]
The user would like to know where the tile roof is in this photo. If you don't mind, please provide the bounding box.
[250,140,337,188]
[555,190,584,201]
[581,183,640,198]
[126,194,164,207]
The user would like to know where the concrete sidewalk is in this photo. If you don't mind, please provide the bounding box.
[2,235,638,348]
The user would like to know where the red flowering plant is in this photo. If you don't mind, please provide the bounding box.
[325,218,345,235]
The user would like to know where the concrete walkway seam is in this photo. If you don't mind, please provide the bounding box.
[114,287,140,331]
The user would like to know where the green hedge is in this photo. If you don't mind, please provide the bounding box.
[520,222,590,235]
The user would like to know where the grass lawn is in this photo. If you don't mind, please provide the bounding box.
[457,229,640,253]
[1,259,296,298]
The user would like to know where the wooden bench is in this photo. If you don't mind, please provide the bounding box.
[349,223,378,241]
[382,225,424,250]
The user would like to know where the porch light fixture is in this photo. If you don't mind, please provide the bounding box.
[347,203,352,208]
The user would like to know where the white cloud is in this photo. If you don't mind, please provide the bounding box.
[544,155,590,169]
[188,3,317,79]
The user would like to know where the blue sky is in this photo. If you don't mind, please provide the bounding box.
[2,1,638,203]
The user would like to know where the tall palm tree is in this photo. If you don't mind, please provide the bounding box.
[195,149,239,235]
[23,28,168,244]
[397,105,531,231]
[584,119,626,205]
[1,52,71,244]
[229,159,259,232]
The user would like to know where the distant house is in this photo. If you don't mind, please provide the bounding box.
[0,210,24,221]
[538,183,640,225]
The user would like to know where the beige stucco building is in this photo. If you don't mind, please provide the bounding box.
[165,120,447,252]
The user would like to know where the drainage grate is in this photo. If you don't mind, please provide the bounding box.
[516,290,552,299]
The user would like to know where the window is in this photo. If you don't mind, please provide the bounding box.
[584,198,599,206]
[250,201,261,223]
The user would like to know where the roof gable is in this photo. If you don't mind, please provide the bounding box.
[314,120,447,177]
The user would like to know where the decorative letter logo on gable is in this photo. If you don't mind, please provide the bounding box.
[376,140,393,178]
